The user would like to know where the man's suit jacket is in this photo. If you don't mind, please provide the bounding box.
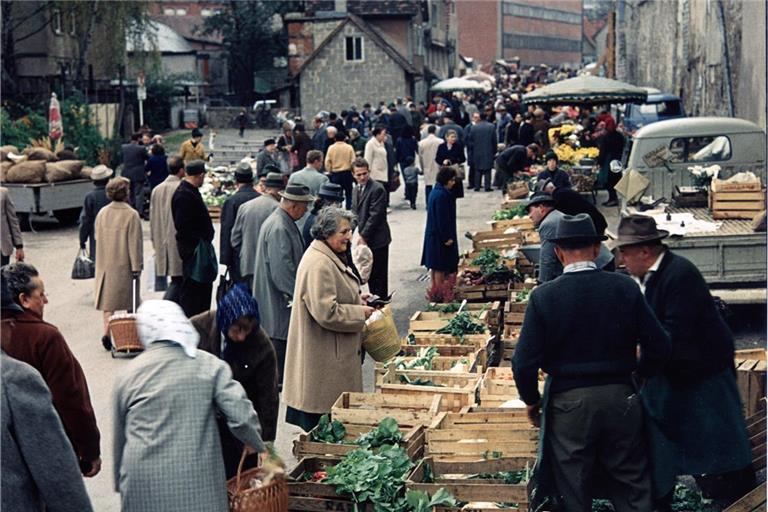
[352,179,391,250]
[120,143,148,181]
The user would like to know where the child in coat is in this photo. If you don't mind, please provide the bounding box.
[401,155,420,209]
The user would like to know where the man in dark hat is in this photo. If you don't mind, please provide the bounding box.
[256,138,281,176]
[171,159,215,317]
[220,162,260,281]
[513,213,670,511]
[537,150,571,190]
[525,191,565,283]
[121,132,149,208]
[615,215,755,509]
[302,182,345,248]
[231,170,285,288]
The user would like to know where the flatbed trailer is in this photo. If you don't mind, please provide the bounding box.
[4,179,91,226]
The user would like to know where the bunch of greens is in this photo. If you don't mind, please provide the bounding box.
[399,375,444,387]
[397,488,457,512]
[392,346,438,371]
[324,445,414,512]
[482,265,520,284]
[492,204,528,220]
[310,414,347,444]
[469,470,528,485]
[471,249,500,269]
[425,302,461,313]
[436,312,486,337]
[513,288,531,303]
[355,418,403,449]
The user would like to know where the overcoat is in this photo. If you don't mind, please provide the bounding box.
[283,240,367,413]
[0,187,23,258]
[252,208,305,340]
[230,195,279,278]
[178,139,205,163]
[421,183,459,272]
[465,120,497,170]
[219,186,259,270]
[94,202,143,311]
[79,183,110,260]
[149,175,183,277]
[363,137,389,182]
[537,209,566,283]
[418,134,443,186]
[113,342,264,512]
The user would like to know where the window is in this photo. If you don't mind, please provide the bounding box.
[201,8,213,16]
[176,8,187,16]
[345,36,363,62]
[163,8,176,15]
[668,136,732,163]
[52,8,62,34]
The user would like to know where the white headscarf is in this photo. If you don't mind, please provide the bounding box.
[136,300,200,358]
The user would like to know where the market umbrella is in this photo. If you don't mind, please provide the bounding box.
[48,92,63,141]
[431,77,487,92]
[521,75,648,106]
[463,72,496,85]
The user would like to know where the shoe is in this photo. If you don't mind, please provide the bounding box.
[474,188,480,192]
[602,200,618,207]
[101,335,112,351]
[410,203,416,210]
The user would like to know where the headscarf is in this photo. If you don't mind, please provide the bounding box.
[136,300,199,358]
[216,283,260,337]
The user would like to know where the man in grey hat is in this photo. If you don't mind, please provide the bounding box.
[616,215,754,509]
[525,191,565,283]
[231,169,285,288]
[513,213,670,511]
[220,162,260,281]
[252,185,314,389]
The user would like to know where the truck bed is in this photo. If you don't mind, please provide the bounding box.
[4,179,91,216]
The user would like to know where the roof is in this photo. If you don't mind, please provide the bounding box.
[151,15,223,45]
[634,117,765,139]
[294,14,418,76]
[127,21,195,53]
[347,0,420,17]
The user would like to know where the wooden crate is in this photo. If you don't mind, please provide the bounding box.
[710,179,765,220]
[375,351,482,378]
[470,229,524,251]
[723,482,766,512]
[490,217,535,232]
[501,197,529,210]
[455,273,510,302]
[287,456,367,512]
[207,206,221,221]
[735,349,767,417]
[403,332,492,350]
[376,369,482,412]
[479,367,546,407]
[426,410,538,461]
[406,458,532,510]
[293,422,425,461]
[409,310,489,333]
[523,230,540,245]
[460,252,518,271]
[331,392,442,427]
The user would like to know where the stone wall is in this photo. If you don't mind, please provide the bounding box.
[299,23,409,120]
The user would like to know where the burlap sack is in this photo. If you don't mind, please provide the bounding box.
[6,160,46,183]
[0,161,13,182]
[81,166,93,179]
[45,160,84,182]
[23,147,57,162]
[1,145,19,161]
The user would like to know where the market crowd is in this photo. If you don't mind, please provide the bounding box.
[0,65,755,512]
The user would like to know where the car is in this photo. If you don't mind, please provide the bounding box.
[620,93,686,135]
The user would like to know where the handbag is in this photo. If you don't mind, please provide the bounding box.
[216,268,235,303]
[71,249,95,279]
[388,171,401,192]
[451,164,466,181]
[187,240,218,284]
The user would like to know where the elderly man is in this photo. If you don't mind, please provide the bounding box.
[256,139,281,176]
[466,112,498,192]
[1,263,102,478]
[150,157,185,298]
[219,163,259,282]
[525,192,565,283]
[231,171,285,288]
[288,150,329,196]
[616,215,754,509]
[252,185,314,388]
[78,165,112,264]
[121,132,149,208]
[171,159,216,317]
[418,124,443,203]
[325,133,356,209]
[513,213,670,512]
[1,186,24,266]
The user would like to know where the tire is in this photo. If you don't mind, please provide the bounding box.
[53,207,82,226]
[18,212,32,232]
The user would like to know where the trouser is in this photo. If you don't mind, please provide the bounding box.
[178,275,212,317]
[405,183,417,205]
[239,126,245,138]
[163,276,183,303]
[425,185,433,205]
[368,245,389,298]
[330,170,354,209]
[272,337,287,391]
[1,254,9,266]
[155,275,168,292]
[473,168,492,191]
[129,179,144,211]
[607,169,621,202]
[376,180,390,207]
[468,165,476,189]
[547,384,651,512]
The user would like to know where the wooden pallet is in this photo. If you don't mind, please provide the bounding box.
[723,482,766,512]
[735,349,767,417]
[407,458,533,510]
[331,392,442,427]
[293,423,425,461]
[746,409,766,471]
[710,179,765,220]
[376,369,482,413]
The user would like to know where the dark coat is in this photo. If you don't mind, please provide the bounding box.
[552,187,607,235]
[505,121,521,146]
[438,123,465,144]
[120,143,148,181]
[352,179,391,250]
[495,145,529,174]
[145,154,169,189]
[293,131,313,169]
[395,137,418,170]
[192,311,279,442]
[466,120,497,170]
[597,130,625,186]
[219,186,259,272]
[518,122,535,146]
[79,183,110,257]
[387,111,409,141]
[536,168,571,190]
[421,183,458,272]
[171,180,215,262]
[2,310,101,463]
[435,141,465,167]
[311,125,328,151]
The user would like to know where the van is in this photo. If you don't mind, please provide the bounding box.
[620,93,686,135]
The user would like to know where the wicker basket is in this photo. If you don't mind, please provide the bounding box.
[107,315,144,354]
[227,451,288,512]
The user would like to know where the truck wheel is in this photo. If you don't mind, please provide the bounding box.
[18,213,32,232]
[53,207,82,226]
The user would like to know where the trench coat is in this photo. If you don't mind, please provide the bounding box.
[421,183,459,272]
[149,175,183,277]
[113,342,264,512]
[94,201,143,311]
[363,137,389,182]
[283,240,367,414]
[418,134,443,186]
[230,194,279,279]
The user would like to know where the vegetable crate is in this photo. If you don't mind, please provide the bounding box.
[406,458,533,511]
[425,410,538,462]
[500,326,520,362]
[207,206,222,222]
[403,333,492,350]
[376,369,482,412]
[478,367,546,408]
[734,349,767,417]
[470,230,524,251]
[491,217,535,232]
[454,278,510,302]
[375,351,482,378]
[331,392,443,427]
[460,251,518,271]
[409,310,489,333]
[709,179,765,220]
[501,198,528,210]
[293,423,425,461]
[746,409,767,472]
[287,456,370,512]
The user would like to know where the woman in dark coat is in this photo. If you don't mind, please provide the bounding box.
[191,283,279,479]
[421,166,459,293]
[596,116,626,207]
[292,124,313,170]
[395,125,418,172]
[435,130,466,199]
[145,144,169,189]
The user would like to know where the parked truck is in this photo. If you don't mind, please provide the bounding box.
[4,179,91,227]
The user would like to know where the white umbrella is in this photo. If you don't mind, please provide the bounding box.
[431,77,487,92]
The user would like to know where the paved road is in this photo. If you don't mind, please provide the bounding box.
[17,129,765,509]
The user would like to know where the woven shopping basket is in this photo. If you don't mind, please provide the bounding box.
[362,304,400,362]
[108,274,144,357]
[227,451,288,512]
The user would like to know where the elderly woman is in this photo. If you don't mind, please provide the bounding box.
[435,130,466,199]
[421,166,459,291]
[191,284,279,478]
[283,208,375,431]
[95,177,142,350]
[114,300,265,512]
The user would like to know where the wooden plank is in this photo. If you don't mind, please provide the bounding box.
[331,392,442,426]
[712,210,763,220]
[737,349,768,361]
[713,191,766,201]
[712,201,765,211]
[723,482,766,512]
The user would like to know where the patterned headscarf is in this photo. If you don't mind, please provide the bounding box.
[136,300,199,358]
[216,283,260,337]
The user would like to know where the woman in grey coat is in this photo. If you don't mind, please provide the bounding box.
[114,299,265,512]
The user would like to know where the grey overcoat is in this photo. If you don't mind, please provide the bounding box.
[149,175,183,277]
[230,194,279,278]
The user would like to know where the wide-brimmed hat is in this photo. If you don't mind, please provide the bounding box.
[186,159,206,176]
[234,162,253,183]
[551,213,608,244]
[613,215,669,248]
[524,191,556,211]
[90,164,113,181]
[318,182,344,202]
[279,185,314,202]
[263,172,285,189]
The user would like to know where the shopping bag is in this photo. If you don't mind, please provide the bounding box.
[187,240,218,284]
[361,305,400,362]
[71,249,95,279]
[216,268,235,303]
